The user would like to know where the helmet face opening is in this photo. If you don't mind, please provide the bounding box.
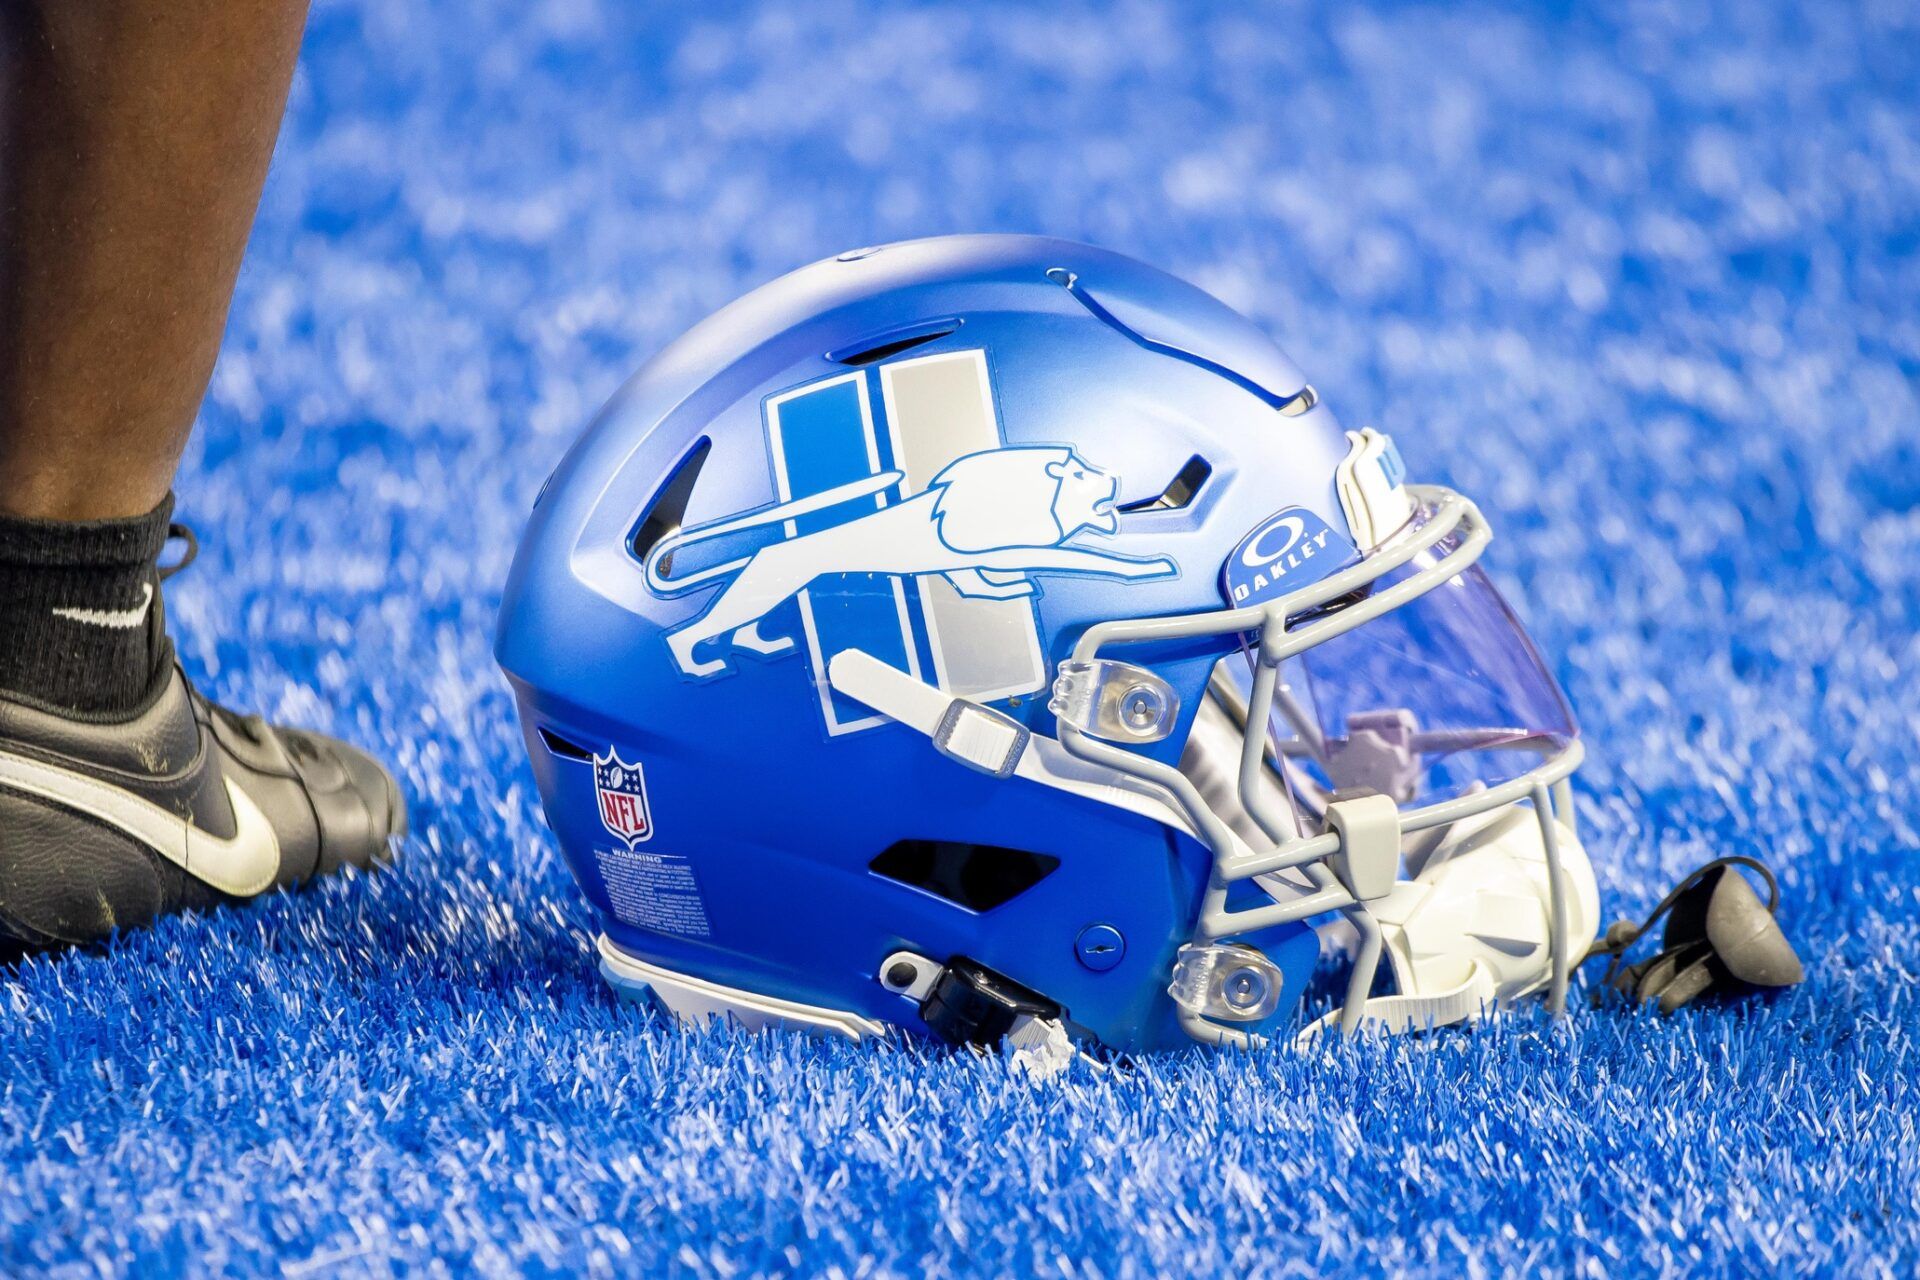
[1182,506,1578,841]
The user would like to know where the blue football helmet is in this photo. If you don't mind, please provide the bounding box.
[496,235,1598,1056]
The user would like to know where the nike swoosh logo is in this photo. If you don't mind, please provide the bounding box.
[52,582,154,630]
[0,748,281,897]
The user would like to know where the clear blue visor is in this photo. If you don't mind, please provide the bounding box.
[1227,515,1577,824]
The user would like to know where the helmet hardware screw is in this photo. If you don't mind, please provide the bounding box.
[1075,923,1127,972]
[1222,965,1270,1012]
[1119,683,1165,735]
[885,961,918,989]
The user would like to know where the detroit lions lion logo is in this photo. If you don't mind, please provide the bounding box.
[645,446,1175,679]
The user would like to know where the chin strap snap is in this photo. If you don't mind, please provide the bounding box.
[1582,856,1804,1013]
[910,957,1085,1082]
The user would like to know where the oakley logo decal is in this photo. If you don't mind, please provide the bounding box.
[1223,507,1360,607]
[1241,514,1315,568]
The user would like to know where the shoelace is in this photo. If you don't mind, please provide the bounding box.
[162,521,270,747]
[159,523,199,582]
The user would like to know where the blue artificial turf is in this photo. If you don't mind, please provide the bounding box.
[4,0,1919,1274]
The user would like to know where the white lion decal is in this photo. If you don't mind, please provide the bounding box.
[645,446,1175,677]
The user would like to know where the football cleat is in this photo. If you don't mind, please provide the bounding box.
[497,234,1599,1054]
[0,549,405,949]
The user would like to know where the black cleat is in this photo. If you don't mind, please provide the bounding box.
[0,518,401,951]
[0,665,405,948]
[0,520,405,949]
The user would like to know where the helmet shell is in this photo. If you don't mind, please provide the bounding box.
[497,235,1358,1051]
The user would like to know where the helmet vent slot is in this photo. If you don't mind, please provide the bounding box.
[537,727,593,761]
[828,319,961,366]
[629,437,712,572]
[869,840,1060,912]
[1119,454,1212,513]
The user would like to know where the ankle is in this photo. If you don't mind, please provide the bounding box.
[0,467,176,522]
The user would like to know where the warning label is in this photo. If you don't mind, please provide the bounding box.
[595,846,711,939]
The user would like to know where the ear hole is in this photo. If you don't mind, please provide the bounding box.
[869,840,1061,912]
[828,319,961,366]
[630,438,712,572]
[537,727,593,761]
[1119,454,1212,513]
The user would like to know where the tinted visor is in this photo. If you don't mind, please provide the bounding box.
[1238,529,1576,823]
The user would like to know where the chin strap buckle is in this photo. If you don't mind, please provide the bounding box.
[932,700,1030,778]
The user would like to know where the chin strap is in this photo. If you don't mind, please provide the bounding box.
[826,648,1217,842]
[1582,856,1804,1013]
[1291,960,1498,1046]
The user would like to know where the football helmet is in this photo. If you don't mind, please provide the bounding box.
[496,234,1598,1055]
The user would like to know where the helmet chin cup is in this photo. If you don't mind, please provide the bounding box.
[1288,806,1601,1042]
[1379,808,1599,1014]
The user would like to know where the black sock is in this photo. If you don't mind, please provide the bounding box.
[0,494,174,716]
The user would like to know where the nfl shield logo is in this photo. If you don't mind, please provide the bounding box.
[594,749,652,846]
